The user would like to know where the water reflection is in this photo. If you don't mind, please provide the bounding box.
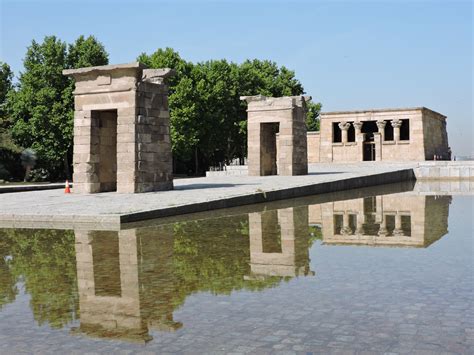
[310,195,451,247]
[0,188,453,343]
[248,207,314,278]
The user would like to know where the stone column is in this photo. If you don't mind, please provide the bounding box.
[391,119,402,142]
[353,121,364,161]
[341,212,352,235]
[355,213,364,235]
[353,121,363,138]
[393,214,404,236]
[378,217,388,237]
[376,120,386,141]
[338,122,351,143]
[373,132,382,161]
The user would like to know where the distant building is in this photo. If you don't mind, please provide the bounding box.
[308,107,451,162]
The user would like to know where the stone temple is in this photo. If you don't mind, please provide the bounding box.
[64,62,174,194]
[308,107,451,163]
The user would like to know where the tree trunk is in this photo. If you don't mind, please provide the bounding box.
[63,152,70,181]
[194,147,199,176]
[24,165,31,182]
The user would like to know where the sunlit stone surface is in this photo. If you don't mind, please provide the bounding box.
[0,183,472,353]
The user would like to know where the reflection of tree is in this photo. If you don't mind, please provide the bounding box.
[0,235,17,309]
[309,225,322,245]
[136,215,284,328]
[0,228,78,328]
[172,216,283,296]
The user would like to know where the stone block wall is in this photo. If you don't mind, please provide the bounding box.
[135,81,173,192]
[422,109,450,160]
[307,132,320,163]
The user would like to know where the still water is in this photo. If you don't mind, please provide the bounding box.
[0,183,472,354]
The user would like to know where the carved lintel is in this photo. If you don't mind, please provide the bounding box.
[142,68,176,84]
[240,95,266,103]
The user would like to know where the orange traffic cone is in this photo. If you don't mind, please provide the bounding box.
[64,180,71,194]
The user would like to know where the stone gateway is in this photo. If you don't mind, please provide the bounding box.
[64,62,174,194]
[241,95,311,176]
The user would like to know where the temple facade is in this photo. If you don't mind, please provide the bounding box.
[308,107,450,163]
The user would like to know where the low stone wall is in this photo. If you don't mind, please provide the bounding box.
[414,180,473,195]
[206,165,248,177]
[307,132,320,163]
[414,161,474,180]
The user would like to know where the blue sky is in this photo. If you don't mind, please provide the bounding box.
[1,0,472,155]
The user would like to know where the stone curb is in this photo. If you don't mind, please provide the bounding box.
[0,169,415,228]
[119,168,416,223]
[0,183,67,194]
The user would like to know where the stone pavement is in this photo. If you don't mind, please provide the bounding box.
[0,163,417,228]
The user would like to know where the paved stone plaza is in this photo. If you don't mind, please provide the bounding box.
[0,163,418,227]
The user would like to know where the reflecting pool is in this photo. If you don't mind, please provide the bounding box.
[0,183,472,353]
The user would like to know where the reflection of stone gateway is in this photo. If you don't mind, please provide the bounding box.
[247,206,314,278]
[73,230,150,342]
[72,228,182,343]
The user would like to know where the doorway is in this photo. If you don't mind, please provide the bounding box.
[362,121,377,161]
[92,110,118,192]
[260,123,279,175]
[363,142,376,161]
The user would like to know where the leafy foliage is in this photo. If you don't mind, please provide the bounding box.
[306,101,322,131]
[0,62,13,108]
[0,61,22,180]
[139,49,319,174]
[7,36,108,180]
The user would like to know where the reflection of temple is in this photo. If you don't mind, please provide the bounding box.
[309,194,451,248]
[247,207,314,278]
[72,227,181,343]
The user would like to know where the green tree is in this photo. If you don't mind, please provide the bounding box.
[306,101,322,131]
[139,49,316,174]
[0,61,22,180]
[0,62,13,107]
[7,35,108,180]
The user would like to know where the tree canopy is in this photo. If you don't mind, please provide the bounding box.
[6,35,108,180]
[3,39,321,180]
[139,48,319,174]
